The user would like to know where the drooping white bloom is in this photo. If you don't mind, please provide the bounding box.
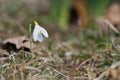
[32,21,49,42]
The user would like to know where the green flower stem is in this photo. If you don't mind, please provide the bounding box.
[29,24,34,60]
[29,24,32,53]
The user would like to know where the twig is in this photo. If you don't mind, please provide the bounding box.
[97,17,119,33]
[93,61,120,80]
[48,66,69,79]
[76,58,91,69]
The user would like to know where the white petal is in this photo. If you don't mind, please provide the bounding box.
[38,25,49,38]
[32,25,40,41]
[37,34,44,42]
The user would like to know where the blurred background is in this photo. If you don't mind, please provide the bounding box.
[0,0,120,40]
[1,0,120,79]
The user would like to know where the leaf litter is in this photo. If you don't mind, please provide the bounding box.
[0,33,120,80]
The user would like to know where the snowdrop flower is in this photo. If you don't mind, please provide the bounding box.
[32,21,49,42]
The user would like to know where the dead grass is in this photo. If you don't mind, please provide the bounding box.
[0,33,120,80]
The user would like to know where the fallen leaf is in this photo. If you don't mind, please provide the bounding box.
[2,35,36,52]
[105,3,120,25]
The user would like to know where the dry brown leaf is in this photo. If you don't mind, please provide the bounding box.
[2,35,36,52]
[96,3,120,33]
[105,3,120,25]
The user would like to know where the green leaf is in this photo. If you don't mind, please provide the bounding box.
[85,0,110,17]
